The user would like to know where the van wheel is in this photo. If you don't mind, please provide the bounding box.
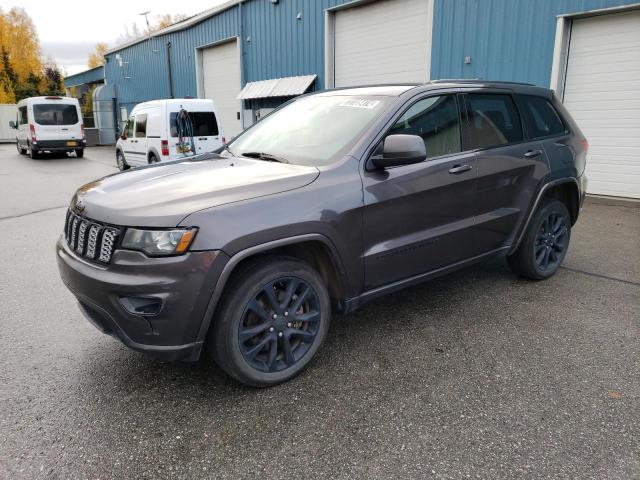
[210,256,331,387]
[116,151,129,171]
[148,153,159,164]
[16,140,26,155]
[75,149,84,158]
[27,143,40,159]
[508,199,571,280]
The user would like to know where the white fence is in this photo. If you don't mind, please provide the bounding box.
[0,104,17,143]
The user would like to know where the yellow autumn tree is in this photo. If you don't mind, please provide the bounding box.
[88,42,108,69]
[0,7,41,83]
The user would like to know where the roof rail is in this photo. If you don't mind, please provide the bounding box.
[429,79,536,86]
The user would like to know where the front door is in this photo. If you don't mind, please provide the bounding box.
[361,94,477,290]
[130,113,148,165]
[460,92,550,255]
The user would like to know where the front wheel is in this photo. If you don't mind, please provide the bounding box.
[16,140,26,155]
[116,150,129,171]
[210,256,331,387]
[508,199,571,280]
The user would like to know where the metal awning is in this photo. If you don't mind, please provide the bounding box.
[237,74,317,100]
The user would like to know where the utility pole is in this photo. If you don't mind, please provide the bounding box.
[139,10,151,38]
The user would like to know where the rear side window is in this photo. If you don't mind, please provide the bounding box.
[125,116,134,137]
[18,106,27,125]
[388,95,461,158]
[169,111,219,137]
[135,114,147,138]
[464,94,523,149]
[33,104,79,125]
[519,95,566,139]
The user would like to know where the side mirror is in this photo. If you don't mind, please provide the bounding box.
[8,120,16,129]
[120,133,127,140]
[371,134,426,169]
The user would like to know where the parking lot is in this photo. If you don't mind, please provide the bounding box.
[0,143,638,479]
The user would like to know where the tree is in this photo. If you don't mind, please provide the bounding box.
[42,63,64,96]
[114,14,187,46]
[88,42,108,69]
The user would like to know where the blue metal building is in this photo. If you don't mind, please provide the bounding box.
[66,0,640,197]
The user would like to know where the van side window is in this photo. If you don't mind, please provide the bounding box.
[388,95,461,158]
[125,116,134,137]
[464,94,523,149]
[519,95,566,139]
[135,114,147,138]
[18,106,27,125]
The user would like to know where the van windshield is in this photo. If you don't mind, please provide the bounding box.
[33,104,79,125]
[170,111,219,137]
[229,95,393,166]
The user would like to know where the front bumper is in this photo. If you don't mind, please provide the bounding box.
[56,236,227,361]
[33,140,86,152]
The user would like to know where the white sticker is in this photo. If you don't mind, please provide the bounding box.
[338,99,381,109]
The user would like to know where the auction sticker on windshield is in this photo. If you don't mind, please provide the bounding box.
[338,99,381,109]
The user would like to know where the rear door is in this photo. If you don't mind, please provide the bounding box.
[169,110,221,156]
[461,92,550,255]
[361,93,477,290]
[32,102,60,141]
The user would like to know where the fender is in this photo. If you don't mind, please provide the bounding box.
[194,233,348,345]
[509,177,580,255]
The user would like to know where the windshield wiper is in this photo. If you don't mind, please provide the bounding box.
[241,151,290,164]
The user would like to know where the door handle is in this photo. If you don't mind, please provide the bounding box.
[448,164,472,174]
[198,137,207,141]
[524,149,543,158]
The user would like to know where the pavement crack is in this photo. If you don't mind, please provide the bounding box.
[560,266,640,287]
[0,205,67,221]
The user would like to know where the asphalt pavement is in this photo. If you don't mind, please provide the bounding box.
[0,143,638,479]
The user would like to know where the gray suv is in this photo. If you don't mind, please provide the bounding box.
[57,81,588,386]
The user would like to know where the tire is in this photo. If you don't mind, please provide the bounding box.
[16,140,26,155]
[148,153,159,164]
[28,143,40,159]
[75,149,84,158]
[116,150,129,171]
[508,199,571,280]
[210,256,331,387]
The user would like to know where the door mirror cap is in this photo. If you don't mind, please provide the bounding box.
[8,120,16,129]
[371,134,426,169]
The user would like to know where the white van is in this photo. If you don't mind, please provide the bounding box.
[115,99,224,170]
[10,96,85,159]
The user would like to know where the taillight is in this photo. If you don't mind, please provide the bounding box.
[81,123,85,140]
[581,138,589,153]
[29,124,36,142]
[161,140,169,156]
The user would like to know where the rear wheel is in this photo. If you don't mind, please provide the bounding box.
[508,199,571,280]
[27,143,40,159]
[75,149,84,158]
[148,153,159,164]
[16,140,26,155]
[116,150,129,171]
[210,256,331,387]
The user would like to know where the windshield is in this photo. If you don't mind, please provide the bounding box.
[229,95,393,166]
[33,104,78,125]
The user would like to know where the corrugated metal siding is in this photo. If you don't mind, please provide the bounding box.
[64,66,104,88]
[431,0,639,86]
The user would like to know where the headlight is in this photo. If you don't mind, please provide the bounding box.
[121,228,198,256]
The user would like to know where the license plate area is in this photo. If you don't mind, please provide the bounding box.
[66,141,77,146]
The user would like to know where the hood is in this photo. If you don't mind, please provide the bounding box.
[71,156,320,227]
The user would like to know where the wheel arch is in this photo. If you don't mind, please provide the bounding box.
[195,234,349,346]
[510,178,580,254]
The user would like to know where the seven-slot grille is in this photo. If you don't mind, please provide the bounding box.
[64,210,121,264]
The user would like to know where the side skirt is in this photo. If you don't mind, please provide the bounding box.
[343,246,510,313]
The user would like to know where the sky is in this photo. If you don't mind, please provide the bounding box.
[1,0,229,74]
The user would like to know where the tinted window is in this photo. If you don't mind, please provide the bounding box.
[519,95,565,139]
[125,116,134,137]
[135,114,147,138]
[18,106,27,125]
[170,111,219,137]
[388,95,461,158]
[465,94,523,149]
[33,104,79,125]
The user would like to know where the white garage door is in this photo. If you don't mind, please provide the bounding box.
[333,0,432,87]
[563,10,640,198]
[201,40,242,138]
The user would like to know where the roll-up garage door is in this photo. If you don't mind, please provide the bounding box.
[333,0,432,88]
[201,40,242,138]
[563,10,640,198]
